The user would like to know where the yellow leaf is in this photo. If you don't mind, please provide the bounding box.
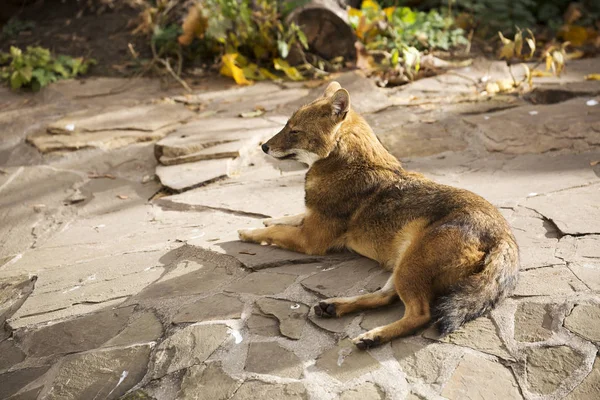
[525,38,536,60]
[498,32,515,60]
[566,49,584,60]
[545,53,553,71]
[348,7,362,19]
[523,64,532,87]
[585,74,600,81]
[561,25,588,47]
[178,5,207,46]
[273,58,304,81]
[384,7,395,20]
[362,0,380,12]
[552,50,565,75]
[220,53,252,85]
[485,82,500,95]
[259,68,278,80]
[514,30,523,58]
[531,69,554,77]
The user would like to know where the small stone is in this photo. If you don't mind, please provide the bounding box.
[315,339,380,382]
[339,382,384,400]
[564,304,600,342]
[178,362,240,400]
[103,311,163,347]
[152,324,228,379]
[392,340,455,383]
[44,345,151,400]
[442,354,521,400]
[514,302,553,342]
[526,346,584,395]
[246,313,280,337]
[172,294,244,324]
[65,189,86,204]
[230,381,307,400]
[245,342,303,378]
[18,306,134,358]
[0,366,50,399]
[301,258,379,298]
[514,266,587,296]
[225,272,296,296]
[255,298,309,339]
[435,317,513,360]
[566,357,600,400]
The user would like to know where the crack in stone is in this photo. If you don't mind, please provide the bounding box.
[155,198,270,219]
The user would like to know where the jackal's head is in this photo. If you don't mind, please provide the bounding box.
[261,81,350,166]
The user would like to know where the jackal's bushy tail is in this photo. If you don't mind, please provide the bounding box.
[432,238,519,335]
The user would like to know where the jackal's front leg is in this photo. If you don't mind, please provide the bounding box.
[262,213,305,227]
[238,224,329,255]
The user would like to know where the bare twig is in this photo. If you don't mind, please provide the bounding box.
[157,58,192,92]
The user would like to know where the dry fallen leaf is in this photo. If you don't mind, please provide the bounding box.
[531,70,554,77]
[238,251,257,255]
[585,74,600,81]
[590,160,600,166]
[239,109,265,118]
[117,195,129,200]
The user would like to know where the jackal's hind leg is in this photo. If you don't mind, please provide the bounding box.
[314,275,398,318]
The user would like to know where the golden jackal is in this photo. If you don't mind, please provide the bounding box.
[238,82,519,349]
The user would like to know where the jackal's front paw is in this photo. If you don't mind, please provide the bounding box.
[313,301,337,318]
[352,329,383,350]
[262,218,276,227]
[237,229,269,245]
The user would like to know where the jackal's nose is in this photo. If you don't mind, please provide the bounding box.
[261,143,269,153]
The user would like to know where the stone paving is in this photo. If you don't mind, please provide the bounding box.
[1,58,600,400]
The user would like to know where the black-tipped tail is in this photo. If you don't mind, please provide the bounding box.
[432,239,519,335]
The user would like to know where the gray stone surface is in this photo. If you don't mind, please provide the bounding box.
[441,354,522,400]
[316,339,380,382]
[301,259,379,298]
[0,366,50,399]
[526,346,584,395]
[524,184,600,235]
[152,324,228,378]
[246,313,281,337]
[339,382,385,400]
[514,302,553,343]
[178,362,240,400]
[44,344,152,400]
[172,293,244,324]
[255,297,309,339]
[2,61,600,399]
[392,340,456,384]
[156,158,231,192]
[245,341,303,378]
[514,266,588,296]
[18,306,134,358]
[230,381,307,400]
[437,317,513,360]
[564,304,600,342]
[225,272,297,296]
[566,357,600,400]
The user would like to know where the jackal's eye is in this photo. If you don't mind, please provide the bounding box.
[289,130,299,135]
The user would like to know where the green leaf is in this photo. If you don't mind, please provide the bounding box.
[297,30,309,49]
[391,48,399,66]
[277,40,289,59]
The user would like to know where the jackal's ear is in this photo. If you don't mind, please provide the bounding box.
[331,89,350,118]
[323,81,342,98]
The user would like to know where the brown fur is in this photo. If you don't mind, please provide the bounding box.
[238,82,519,349]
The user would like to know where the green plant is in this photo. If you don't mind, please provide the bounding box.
[349,1,468,52]
[1,18,35,38]
[178,0,311,84]
[0,46,96,91]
